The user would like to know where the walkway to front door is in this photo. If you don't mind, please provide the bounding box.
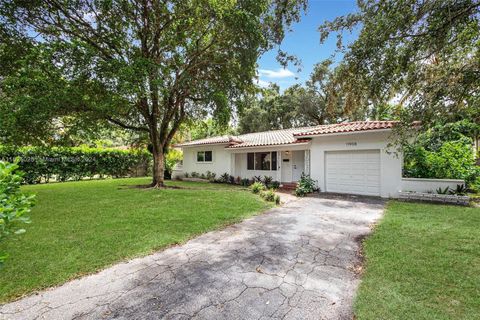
[0,197,384,320]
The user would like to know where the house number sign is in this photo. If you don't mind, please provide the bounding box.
[346,142,357,147]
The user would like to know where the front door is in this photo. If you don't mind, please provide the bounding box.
[281,151,292,182]
[292,151,305,181]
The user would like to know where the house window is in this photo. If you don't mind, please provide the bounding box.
[247,152,277,171]
[272,151,277,170]
[247,153,254,170]
[197,151,212,162]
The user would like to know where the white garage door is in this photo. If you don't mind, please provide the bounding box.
[325,150,381,196]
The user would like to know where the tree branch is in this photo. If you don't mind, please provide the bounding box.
[106,117,149,132]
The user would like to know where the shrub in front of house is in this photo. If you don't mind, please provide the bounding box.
[205,171,216,181]
[262,176,273,186]
[190,171,199,178]
[260,189,276,202]
[269,181,280,189]
[250,182,266,194]
[258,188,280,204]
[218,173,230,183]
[294,173,318,197]
[240,178,251,186]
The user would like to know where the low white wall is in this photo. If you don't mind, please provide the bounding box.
[400,178,465,193]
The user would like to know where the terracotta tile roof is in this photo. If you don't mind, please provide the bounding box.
[177,121,398,148]
[227,127,319,149]
[293,121,398,137]
[177,135,241,147]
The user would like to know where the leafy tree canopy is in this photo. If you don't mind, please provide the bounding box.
[319,0,480,128]
[237,60,388,134]
[0,0,307,186]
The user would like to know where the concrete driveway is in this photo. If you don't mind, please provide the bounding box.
[0,196,384,320]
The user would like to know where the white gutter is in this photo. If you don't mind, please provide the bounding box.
[177,142,231,148]
[294,128,393,138]
[227,142,311,152]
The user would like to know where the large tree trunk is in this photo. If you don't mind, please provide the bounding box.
[151,149,165,188]
[150,126,165,188]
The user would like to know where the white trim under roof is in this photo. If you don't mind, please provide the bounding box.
[180,142,230,148]
[227,142,311,153]
[294,128,393,138]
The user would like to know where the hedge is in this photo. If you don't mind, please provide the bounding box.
[0,146,151,184]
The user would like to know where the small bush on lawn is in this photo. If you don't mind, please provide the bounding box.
[205,171,216,181]
[190,171,199,178]
[295,173,318,197]
[240,178,251,186]
[260,189,276,202]
[250,182,266,194]
[259,189,280,204]
[274,194,281,204]
[219,173,230,183]
[0,161,35,267]
[270,181,280,189]
[262,176,273,186]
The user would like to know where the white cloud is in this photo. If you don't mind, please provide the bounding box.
[258,68,295,79]
[254,78,271,88]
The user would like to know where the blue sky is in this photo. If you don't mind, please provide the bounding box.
[257,0,359,90]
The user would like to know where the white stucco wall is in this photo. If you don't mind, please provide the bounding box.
[309,130,403,198]
[181,144,232,177]
[400,178,465,193]
[180,130,467,198]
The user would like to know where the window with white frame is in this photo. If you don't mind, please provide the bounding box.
[247,152,277,171]
[197,151,213,162]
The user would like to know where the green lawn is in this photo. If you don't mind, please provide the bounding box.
[0,178,270,303]
[355,201,480,320]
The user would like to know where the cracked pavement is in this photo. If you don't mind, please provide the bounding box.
[0,196,384,320]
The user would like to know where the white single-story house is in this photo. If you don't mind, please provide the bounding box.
[174,121,464,198]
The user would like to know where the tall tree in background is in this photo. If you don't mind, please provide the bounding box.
[319,0,480,128]
[237,60,346,133]
[0,0,306,187]
[297,59,346,124]
[237,84,295,133]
